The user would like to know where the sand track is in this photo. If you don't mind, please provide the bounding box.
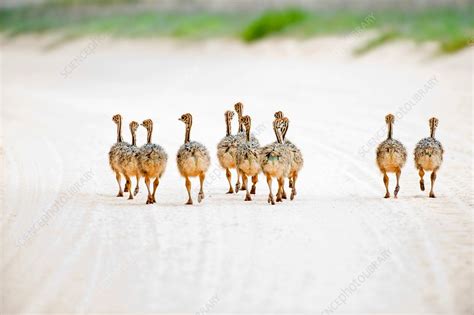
[1,37,472,314]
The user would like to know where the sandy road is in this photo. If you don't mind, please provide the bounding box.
[1,36,472,314]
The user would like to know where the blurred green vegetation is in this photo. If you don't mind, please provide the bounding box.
[0,2,472,54]
[242,9,308,41]
[353,31,400,55]
[48,0,140,5]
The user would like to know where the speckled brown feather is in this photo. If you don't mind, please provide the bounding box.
[280,117,304,176]
[376,139,407,172]
[138,119,168,179]
[260,118,291,179]
[177,141,211,177]
[217,111,238,170]
[177,113,211,177]
[118,121,140,174]
[376,114,407,173]
[109,114,127,174]
[234,102,260,147]
[414,117,444,171]
[236,116,261,177]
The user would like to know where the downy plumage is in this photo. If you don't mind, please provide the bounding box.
[414,117,444,198]
[139,119,168,204]
[109,114,130,197]
[177,113,211,205]
[236,115,261,201]
[217,110,239,194]
[260,118,291,205]
[376,114,407,198]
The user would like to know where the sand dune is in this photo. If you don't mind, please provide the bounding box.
[1,36,472,314]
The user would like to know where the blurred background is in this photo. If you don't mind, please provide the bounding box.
[0,0,473,53]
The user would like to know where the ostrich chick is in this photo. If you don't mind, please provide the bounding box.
[414,117,444,198]
[260,118,291,205]
[139,119,168,204]
[217,110,239,194]
[177,113,211,205]
[236,115,261,201]
[234,102,260,192]
[119,121,141,200]
[109,114,129,197]
[376,114,407,198]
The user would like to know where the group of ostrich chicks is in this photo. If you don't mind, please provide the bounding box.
[108,103,303,205]
[376,114,444,198]
[109,107,443,204]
